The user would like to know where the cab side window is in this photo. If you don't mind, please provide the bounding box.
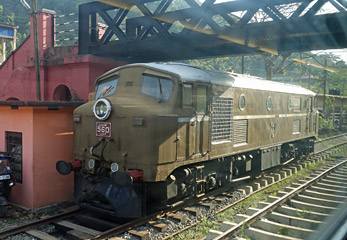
[182,83,193,107]
[140,75,173,102]
[197,86,207,113]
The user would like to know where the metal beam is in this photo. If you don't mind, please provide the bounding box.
[78,0,347,62]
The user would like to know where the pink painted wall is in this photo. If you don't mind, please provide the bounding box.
[0,11,124,101]
[0,106,75,209]
[0,106,34,208]
[32,107,74,208]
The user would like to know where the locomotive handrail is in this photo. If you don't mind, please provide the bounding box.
[90,138,104,159]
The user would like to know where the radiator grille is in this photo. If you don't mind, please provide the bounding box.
[293,119,301,134]
[234,119,248,145]
[211,98,233,143]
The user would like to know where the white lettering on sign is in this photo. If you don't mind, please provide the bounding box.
[96,122,111,137]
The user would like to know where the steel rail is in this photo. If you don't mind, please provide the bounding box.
[91,177,246,239]
[3,138,345,239]
[164,140,347,240]
[315,140,347,155]
[0,206,81,238]
[315,132,347,144]
[213,158,347,240]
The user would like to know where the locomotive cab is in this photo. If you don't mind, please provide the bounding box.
[57,64,183,217]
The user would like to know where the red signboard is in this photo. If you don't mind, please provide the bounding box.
[96,122,111,137]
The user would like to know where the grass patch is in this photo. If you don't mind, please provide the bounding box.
[296,208,310,218]
[240,220,251,240]
[277,226,288,235]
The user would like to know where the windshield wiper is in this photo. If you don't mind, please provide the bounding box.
[99,86,114,98]
[158,80,163,102]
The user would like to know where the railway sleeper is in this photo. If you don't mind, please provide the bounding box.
[293,194,344,207]
[276,205,329,221]
[301,189,347,202]
[67,229,94,240]
[25,229,59,240]
[329,172,347,179]
[324,174,347,182]
[252,219,313,239]
[128,230,149,240]
[243,226,301,240]
[287,199,336,214]
[309,179,347,189]
[266,195,280,203]
[148,221,168,232]
[73,214,119,231]
[54,220,101,237]
[299,183,347,195]
[264,212,321,229]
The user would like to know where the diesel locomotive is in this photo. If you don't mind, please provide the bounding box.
[57,63,318,218]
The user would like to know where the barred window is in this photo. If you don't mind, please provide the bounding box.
[6,132,22,183]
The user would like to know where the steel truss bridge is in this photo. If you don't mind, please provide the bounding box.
[78,0,347,62]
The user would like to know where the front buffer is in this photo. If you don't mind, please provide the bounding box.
[56,160,144,218]
[74,171,144,218]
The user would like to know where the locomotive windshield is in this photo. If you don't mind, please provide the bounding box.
[95,75,119,99]
[140,75,173,102]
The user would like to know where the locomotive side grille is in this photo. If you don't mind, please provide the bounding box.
[292,97,301,112]
[233,119,248,145]
[293,119,301,134]
[211,98,233,143]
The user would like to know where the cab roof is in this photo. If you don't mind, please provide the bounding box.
[97,63,316,96]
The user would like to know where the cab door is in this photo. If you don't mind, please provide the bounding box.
[196,85,209,155]
[177,83,210,160]
[307,97,314,134]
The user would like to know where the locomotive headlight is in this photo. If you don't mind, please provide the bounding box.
[93,98,111,120]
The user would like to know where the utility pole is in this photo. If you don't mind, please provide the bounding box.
[323,59,327,116]
[241,56,244,74]
[32,0,41,101]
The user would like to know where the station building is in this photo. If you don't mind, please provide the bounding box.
[316,93,347,130]
[0,10,124,209]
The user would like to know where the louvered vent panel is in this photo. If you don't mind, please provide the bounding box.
[211,98,233,143]
[293,119,301,134]
[234,119,248,145]
[292,97,301,112]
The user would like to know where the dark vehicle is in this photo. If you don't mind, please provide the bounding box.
[57,63,318,218]
[0,155,15,217]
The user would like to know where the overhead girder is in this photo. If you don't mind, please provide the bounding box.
[78,0,347,62]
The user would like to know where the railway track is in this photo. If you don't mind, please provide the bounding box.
[207,156,347,240]
[1,134,346,240]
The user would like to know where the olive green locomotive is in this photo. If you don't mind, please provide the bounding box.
[57,63,318,218]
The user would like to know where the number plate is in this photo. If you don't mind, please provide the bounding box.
[0,175,10,180]
[96,122,111,137]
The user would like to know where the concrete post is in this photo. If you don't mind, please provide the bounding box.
[0,39,5,64]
